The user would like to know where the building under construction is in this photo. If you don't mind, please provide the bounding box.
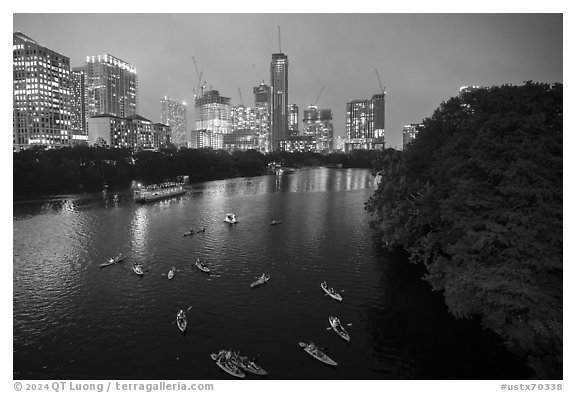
[194,89,232,135]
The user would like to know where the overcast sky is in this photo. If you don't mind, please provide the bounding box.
[12,13,563,149]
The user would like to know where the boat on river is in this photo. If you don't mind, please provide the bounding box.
[321,281,342,301]
[250,274,270,288]
[176,310,187,333]
[99,253,125,268]
[224,213,238,224]
[211,352,245,378]
[298,342,337,366]
[134,181,186,203]
[132,263,144,276]
[168,267,175,280]
[195,259,210,274]
[329,316,350,342]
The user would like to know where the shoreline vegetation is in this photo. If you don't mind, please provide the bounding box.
[366,82,562,379]
[13,148,383,197]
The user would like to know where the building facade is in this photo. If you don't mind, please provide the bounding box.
[70,67,87,145]
[402,123,424,150]
[194,89,231,137]
[160,97,188,148]
[84,54,138,119]
[13,32,72,150]
[345,94,386,151]
[270,53,289,151]
[289,104,299,136]
[87,114,170,150]
[189,129,223,150]
[302,106,334,153]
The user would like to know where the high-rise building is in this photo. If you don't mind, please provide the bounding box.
[289,104,299,136]
[70,67,87,145]
[303,106,334,153]
[403,123,424,150]
[345,93,386,151]
[372,93,385,141]
[160,97,188,148]
[87,114,170,150]
[194,89,231,136]
[253,82,271,108]
[84,54,138,119]
[13,32,72,150]
[231,105,270,153]
[270,53,289,151]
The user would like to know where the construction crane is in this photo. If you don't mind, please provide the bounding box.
[375,68,386,95]
[193,71,204,98]
[238,88,244,107]
[313,86,325,107]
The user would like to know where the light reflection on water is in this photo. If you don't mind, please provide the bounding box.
[13,167,530,380]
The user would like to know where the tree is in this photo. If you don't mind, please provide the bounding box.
[366,82,563,378]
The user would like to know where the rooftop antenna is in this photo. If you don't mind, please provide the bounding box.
[278,25,282,53]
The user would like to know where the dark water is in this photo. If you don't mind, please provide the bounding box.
[13,168,531,380]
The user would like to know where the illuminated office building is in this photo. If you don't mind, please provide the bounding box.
[84,54,138,119]
[160,97,188,148]
[87,114,170,150]
[231,105,270,153]
[345,93,386,152]
[270,53,289,151]
[13,32,72,150]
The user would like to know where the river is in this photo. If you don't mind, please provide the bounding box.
[13,167,531,380]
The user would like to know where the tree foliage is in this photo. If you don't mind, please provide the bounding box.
[366,82,562,378]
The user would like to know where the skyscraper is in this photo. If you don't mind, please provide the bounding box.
[345,93,386,151]
[70,67,87,144]
[160,97,188,148]
[13,32,72,150]
[253,82,271,108]
[84,54,138,119]
[371,93,385,140]
[270,53,289,151]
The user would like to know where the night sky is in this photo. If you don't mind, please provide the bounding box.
[12,13,563,149]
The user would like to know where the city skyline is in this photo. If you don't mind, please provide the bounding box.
[12,13,562,150]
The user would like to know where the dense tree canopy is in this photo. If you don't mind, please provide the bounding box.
[366,82,562,378]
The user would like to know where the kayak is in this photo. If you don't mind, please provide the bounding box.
[250,274,270,288]
[177,310,187,333]
[270,220,283,225]
[235,356,268,376]
[210,353,245,378]
[321,281,342,302]
[195,259,210,274]
[99,254,125,268]
[298,342,337,366]
[183,231,194,237]
[329,316,350,342]
[168,267,175,280]
[132,263,144,276]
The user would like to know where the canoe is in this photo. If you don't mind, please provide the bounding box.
[298,342,337,366]
[99,254,125,268]
[177,310,187,333]
[195,259,210,274]
[168,267,175,280]
[250,274,270,288]
[321,281,342,302]
[132,263,144,276]
[329,316,350,342]
[210,353,245,378]
[235,356,268,376]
